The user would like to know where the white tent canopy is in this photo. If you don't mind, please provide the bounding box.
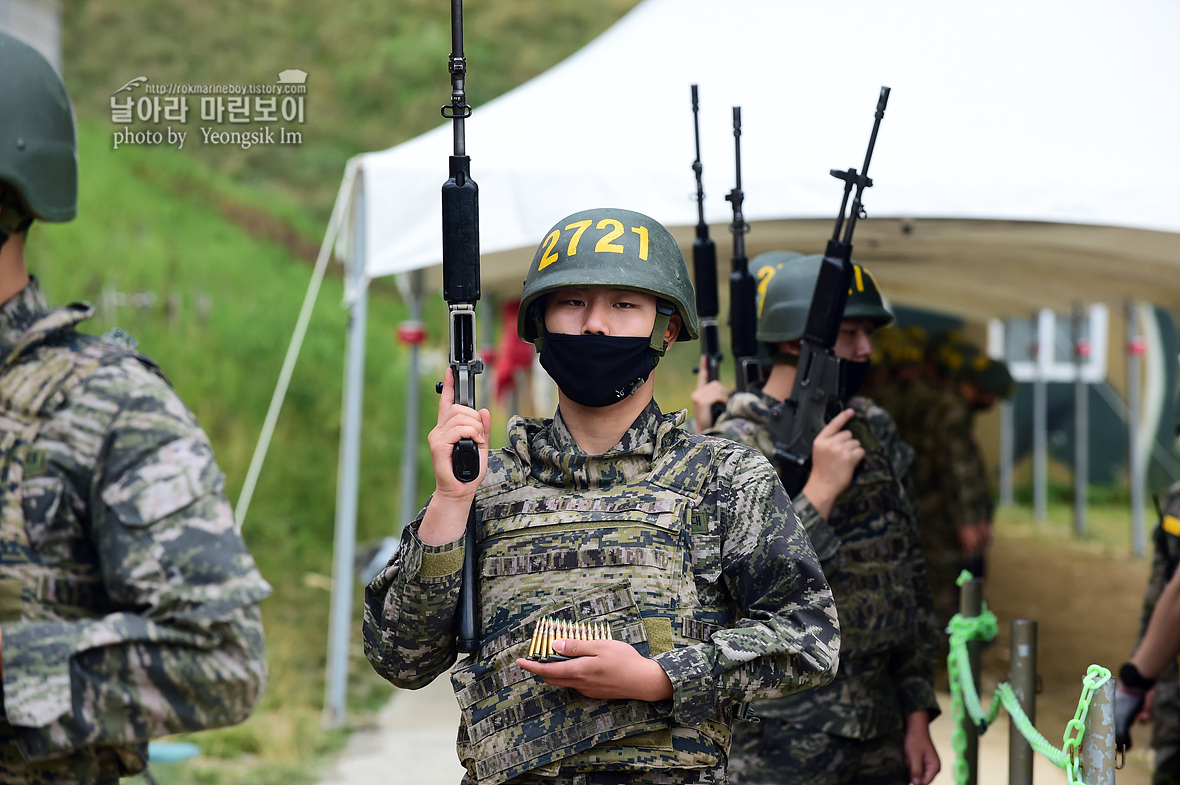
[316,0,1180,724]
[344,0,1180,312]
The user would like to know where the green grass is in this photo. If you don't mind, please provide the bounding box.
[61,0,643,226]
[994,485,1153,560]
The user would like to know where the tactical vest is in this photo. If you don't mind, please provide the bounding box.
[0,306,156,778]
[820,406,921,659]
[451,421,734,785]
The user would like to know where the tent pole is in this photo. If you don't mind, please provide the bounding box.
[398,269,425,529]
[1072,301,1088,539]
[324,185,369,728]
[1126,300,1146,558]
[1033,309,1049,524]
[998,317,1015,507]
[235,162,356,527]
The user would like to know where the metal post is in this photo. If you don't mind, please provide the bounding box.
[960,578,983,785]
[324,188,369,728]
[999,317,1015,507]
[999,399,1015,507]
[1126,301,1146,558]
[1033,310,1049,523]
[1008,620,1037,785]
[1079,676,1115,785]
[1072,302,1088,539]
[398,268,425,529]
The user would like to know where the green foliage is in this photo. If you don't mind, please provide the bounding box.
[998,496,1142,554]
[1010,480,1131,508]
[60,0,641,225]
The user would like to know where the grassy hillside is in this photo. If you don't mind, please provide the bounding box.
[61,0,642,225]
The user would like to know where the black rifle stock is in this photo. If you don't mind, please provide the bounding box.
[440,0,482,653]
[690,85,725,424]
[769,86,891,496]
[724,106,761,393]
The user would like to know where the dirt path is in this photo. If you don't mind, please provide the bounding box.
[970,521,1156,782]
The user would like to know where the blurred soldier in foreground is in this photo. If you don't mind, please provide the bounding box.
[1116,442,1180,784]
[703,254,940,785]
[0,33,271,783]
[364,208,839,785]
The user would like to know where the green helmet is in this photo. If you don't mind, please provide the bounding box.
[955,349,1016,398]
[872,325,925,367]
[756,253,894,344]
[0,33,78,236]
[750,250,801,319]
[517,207,699,351]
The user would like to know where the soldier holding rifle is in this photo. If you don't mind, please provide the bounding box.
[362,6,839,784]
[716,257,941,785]
[364,207,841,785]
[701,89,942,785]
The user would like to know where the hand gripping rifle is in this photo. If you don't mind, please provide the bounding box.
[724,106,761,393]
[439,0,482,653]
[690,85,725,423]
[768,86,890,496]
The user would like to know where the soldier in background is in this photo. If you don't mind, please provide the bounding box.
[0,33,271,783]
[1116,441,1180,784]
[942,346,1014,579]
[706,254,941,785]
[364,209,839,785]
[885,335,1004,648]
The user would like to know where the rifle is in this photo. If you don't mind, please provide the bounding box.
[724,106,761,393]
[690,85,725,424]
[439,0,482,653]
[768,86,891,496]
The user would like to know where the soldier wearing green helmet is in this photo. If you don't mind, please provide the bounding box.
[702,254,942,785]
[0,31,270,783]
[691,250,801,431]
[365,208,840,785]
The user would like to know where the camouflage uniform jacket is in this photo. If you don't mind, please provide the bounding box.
[364,401,839,785]
[711,390,941,739]
[0,280,271,783]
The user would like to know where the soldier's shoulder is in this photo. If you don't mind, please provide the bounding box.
[73,345,175,403]
[855,395,900,432]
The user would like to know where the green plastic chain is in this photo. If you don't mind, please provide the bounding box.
[946,571,1112,785]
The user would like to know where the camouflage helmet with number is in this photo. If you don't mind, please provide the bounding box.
[0,32,78,238]
[757,253,894,344]
[750,250,802,319]
[517,207,699,350]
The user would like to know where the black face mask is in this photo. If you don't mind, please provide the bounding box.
[539,332,657,408]
[841,359,871,400]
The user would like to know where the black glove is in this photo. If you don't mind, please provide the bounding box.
[1115,661,1155,750]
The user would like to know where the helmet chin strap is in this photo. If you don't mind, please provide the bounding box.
[0,187,34,251]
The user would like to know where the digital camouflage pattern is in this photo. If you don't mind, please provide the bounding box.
[708,391,939,782]
[1140,482,1180,785]
[0,280,271,784]
[364,401,839,785]
[727,722,906,785]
